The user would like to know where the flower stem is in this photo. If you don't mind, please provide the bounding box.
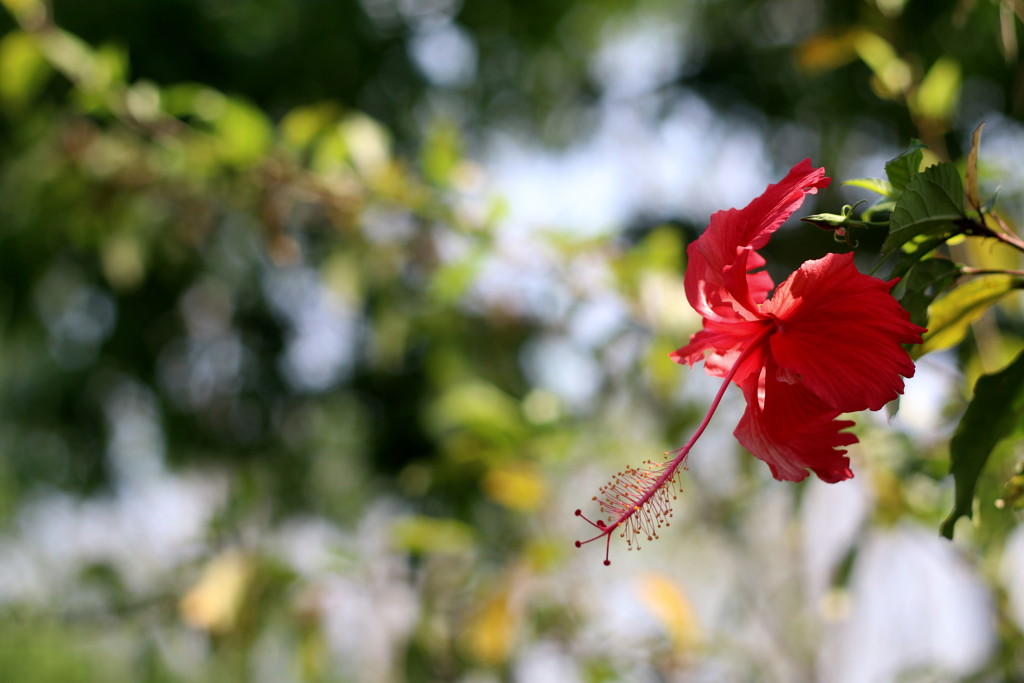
[576,325,774,564]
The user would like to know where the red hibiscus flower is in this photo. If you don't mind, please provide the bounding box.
[577,159,925,564]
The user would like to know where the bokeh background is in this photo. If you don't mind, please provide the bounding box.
[1,0,1024,681]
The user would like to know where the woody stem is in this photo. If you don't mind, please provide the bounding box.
[960,267,1024,277]
[967,215,1024,254]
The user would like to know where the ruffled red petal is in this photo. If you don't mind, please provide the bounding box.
[761,252,926,413]
[669,318,770,387]
[734,360,857,483]
[684,160,831,321]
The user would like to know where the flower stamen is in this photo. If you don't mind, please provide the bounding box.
[575,325,774,565]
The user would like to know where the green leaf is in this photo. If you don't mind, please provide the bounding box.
[843,177,893,197]
[898,258,961,328]
[882,163,965,254]
[998,465,1024,511]
[211,97,273,167]
[280,101,342,151]
[861,198,895,223]
[430,254,484,304]
[940,349,1024,539]
[888,235,949,281]
[421,118,464,187]
[392,515,476,555]
[884,139,926,194]
[0,31,51,111]
[918,274,1023,355]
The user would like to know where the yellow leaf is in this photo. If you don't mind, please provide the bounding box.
[461,590,518,665]
[963,229,1022,273]
[179,551,252,634]
[100,233,145,290]
[482,464,547,511]
[0,0,44,24]
[912,57,961,121]
[795,30,860,73]
[635,572,701,652]
[919,275,1023,355]
[853,31,911,98]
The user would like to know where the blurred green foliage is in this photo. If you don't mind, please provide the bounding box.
[1,0,1024,681]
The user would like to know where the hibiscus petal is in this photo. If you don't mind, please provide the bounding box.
[670,318,769,386]
[684,159,831,320]
[762,252,926,413]
[722,247,774,318]
[734,362,857,483]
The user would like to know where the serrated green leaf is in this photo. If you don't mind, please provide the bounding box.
[882,163,965,254]
[885,139,926,194]
[898,258,961,328]
[940,349,1024,539]
[918,274,1023,354]
[843,177,893,197]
